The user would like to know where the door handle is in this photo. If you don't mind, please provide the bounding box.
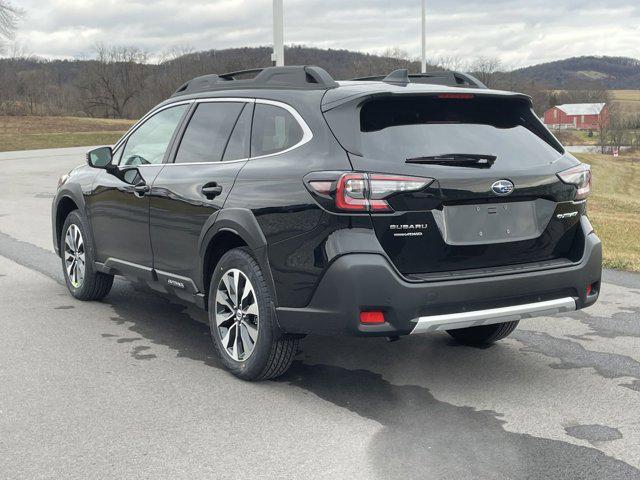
[202,183,223,199]
[133,182,150,196]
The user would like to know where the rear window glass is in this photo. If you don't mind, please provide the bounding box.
[358,96,563,166]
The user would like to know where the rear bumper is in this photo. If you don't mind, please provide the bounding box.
[276,219,602,336]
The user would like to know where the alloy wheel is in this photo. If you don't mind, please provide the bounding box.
[215,268,260,361]
[64,224,85,288]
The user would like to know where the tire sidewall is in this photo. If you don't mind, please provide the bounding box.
[208,248,278,379]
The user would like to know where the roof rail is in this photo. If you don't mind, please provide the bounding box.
[172,65,338,96]
[352,69,487,89]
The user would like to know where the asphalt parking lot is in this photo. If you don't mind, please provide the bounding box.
[1,147,639,479]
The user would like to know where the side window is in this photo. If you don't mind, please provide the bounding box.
[175,102,244,164]
[120,104,188,166]
[222,103,253,161]
[250,103,304,157]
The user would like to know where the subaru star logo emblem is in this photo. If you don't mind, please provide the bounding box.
[491,180,514,196]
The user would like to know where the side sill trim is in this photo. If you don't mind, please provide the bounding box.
[410,297,576,334]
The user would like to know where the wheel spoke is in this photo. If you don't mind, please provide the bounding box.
[242,320,258,343]
[244,301,258,317]
[216,290,234,312]
[231,325,240,360]
[221,273,236,308]
[66,259,75,277]
[215,311,235,327]
[232,270,240,307]
[221,325,234,350]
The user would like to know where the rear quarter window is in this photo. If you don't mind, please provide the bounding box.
[251,103,303,157]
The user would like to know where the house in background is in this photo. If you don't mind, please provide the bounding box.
[543,103,610,130]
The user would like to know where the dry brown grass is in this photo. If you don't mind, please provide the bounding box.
[576,153,640,272]
[610,90,640,116]
[0,116,135,152]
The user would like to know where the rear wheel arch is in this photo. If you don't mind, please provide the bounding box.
[198,209,275,309]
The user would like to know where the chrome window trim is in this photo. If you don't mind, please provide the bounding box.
[127,97,313,166]
[250,98,313,160]
[113,100,195,153]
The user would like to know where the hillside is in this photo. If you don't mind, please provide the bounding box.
[513,56,640,89]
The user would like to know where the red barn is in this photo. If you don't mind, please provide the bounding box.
[543,103,609,130]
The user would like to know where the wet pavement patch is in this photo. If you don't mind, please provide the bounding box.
[54,305,74,310]
[513,330,640,392]
[571,308,640,339]
[565,424,623,445]
[116,337,142,343]
[281,362,640,479]
[131,345,157,360]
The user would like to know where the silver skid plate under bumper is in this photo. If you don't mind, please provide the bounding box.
[410,297,576,334]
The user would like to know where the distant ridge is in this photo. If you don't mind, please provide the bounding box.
[512,56,640,89]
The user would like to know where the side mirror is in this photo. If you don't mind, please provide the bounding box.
[86,147,115,170]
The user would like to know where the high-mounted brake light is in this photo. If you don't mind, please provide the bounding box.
[557,163,591,200]
[321,173,432,213]
[437,93,475,99]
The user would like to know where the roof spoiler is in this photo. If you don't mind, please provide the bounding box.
[173,65,338,96]
[352,69,488,89]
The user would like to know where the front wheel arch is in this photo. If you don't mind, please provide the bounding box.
[55,196,79,257]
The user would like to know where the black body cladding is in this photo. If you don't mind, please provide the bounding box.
[53,65,601,338]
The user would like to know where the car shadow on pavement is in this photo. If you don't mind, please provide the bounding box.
[103,281,640,480]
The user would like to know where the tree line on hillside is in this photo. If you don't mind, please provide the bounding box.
[1,44,638,152]
[0,44,619,118]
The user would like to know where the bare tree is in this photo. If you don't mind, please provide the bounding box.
[469,56,502,88]
[78,44,150,118]
[0,0,22,53]
[431,55,467,71]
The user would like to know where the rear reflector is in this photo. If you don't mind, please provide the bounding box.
[586,284,592,296]
[360,311,385,324]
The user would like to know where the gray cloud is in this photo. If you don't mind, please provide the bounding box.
[9,0,640,67]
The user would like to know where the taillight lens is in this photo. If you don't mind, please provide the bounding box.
[557,163,591,200]
[316,173,431,213]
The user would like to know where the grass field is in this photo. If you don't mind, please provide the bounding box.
[0,116,134,152]
[611,90,640,116]
[576,152,640,272]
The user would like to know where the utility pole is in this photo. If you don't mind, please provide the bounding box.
[272,0,284,66]
[421,0,426,73]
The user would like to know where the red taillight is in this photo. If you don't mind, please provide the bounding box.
[324,173,432,213]
[335,173,370,211]
[557,163,591,200]
[586,284,592,296]
[360,311,385,324]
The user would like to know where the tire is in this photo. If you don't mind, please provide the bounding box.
[60,210,114,301]
[208,247,298,381]
[447,321,519,347]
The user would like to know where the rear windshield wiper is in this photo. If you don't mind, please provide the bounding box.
[406,154,497,169]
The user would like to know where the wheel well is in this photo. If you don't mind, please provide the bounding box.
[56,197,79,256]
[203,230,248,306]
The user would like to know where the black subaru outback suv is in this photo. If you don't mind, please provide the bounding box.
[52,66,601,380]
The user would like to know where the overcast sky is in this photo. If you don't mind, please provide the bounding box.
[8,0,640,68]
